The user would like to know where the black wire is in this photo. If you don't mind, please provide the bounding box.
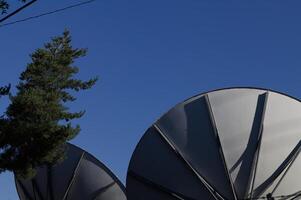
[0,0,37,23]
[0,0,97,28]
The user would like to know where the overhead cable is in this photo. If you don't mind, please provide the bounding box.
[0,0,37,23]
[0,0,97,28]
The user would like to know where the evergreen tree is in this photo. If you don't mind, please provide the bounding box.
[0,30,97,178]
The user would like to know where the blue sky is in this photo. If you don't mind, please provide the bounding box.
[1,0,301,199]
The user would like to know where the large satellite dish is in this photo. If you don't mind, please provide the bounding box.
[15,143,127,200]
[126,88,301,200]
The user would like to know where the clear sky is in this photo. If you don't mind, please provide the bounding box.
[1,0,301,199]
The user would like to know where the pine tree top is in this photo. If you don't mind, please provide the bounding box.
[0,30,97,178]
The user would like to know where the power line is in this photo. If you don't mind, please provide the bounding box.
[0,0,97,28]
[0,0,38,23]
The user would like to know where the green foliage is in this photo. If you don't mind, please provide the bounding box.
[0,0,27,14]
[0,0,9,14]
[0,30,97,178]
[0,84,10,96]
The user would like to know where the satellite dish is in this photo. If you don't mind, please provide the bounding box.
[126,88,301,200]
[15,143,127,200]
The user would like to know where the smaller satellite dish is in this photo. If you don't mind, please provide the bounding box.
[15,143,126,200]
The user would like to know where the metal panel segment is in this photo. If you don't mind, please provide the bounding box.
[66,152,125,200]
[128,171,197,200]
[46,165,54,200]
[126,175,179,200]
[156,96,236,199]
[50,144,85,200]
[95,183,127,200]
[271,144,300,195]
[270,148,301,197]
[207,88,267,199]
[32,179,44,200]
[127,126,216,200]
[32,181,37,200]
[62,151,85,200]
[154,125,224,200]
[205,94,238,200]
[16,144,86,200]
[15,143,127,200]
[30,165,51,200]
[253,91,301,198]
[248,92,269,198]
[16,180,34,200]
[252,142,300,197]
